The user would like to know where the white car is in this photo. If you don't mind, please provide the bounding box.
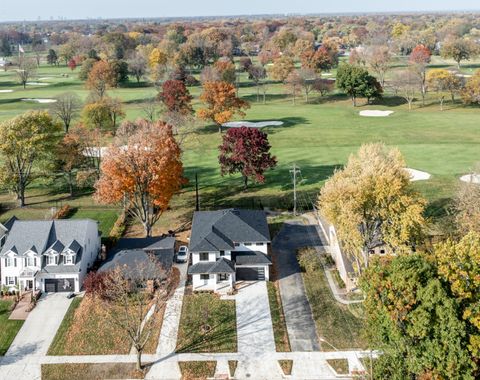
[176,246,189,263]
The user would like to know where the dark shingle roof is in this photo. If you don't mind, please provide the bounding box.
[188,258,235,274]
[233,251,272,266]
[189,209,270,252]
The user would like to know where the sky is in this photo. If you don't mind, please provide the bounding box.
[0,0,479,22]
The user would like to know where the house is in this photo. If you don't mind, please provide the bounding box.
[99,236,176,277]
[188,209,272,293]
[0,219,101,293]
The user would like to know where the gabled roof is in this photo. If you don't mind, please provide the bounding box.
[188,258,236,275]
[189,209,271,252]
[65,240,81,254]
[47,240,65,254]
[233,251,272,266]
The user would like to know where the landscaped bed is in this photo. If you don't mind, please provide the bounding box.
[178,361,216,380]
[298,248,367,350]
[176,293,237,353]
[326,359,349,375]
[0,298,24,355]
[41,363,148,380]
[267,282,290,352]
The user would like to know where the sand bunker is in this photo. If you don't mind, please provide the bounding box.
[405,168,431,182]
[360,110,394,117]
[38,77,53,80]
[0,90,13,93]
[460,174,480,184]
[21,98,57,104]
[26,82,49,86]
[222,121,284,128]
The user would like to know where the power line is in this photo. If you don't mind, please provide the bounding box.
[289,163,301,216]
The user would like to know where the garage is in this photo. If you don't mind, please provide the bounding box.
[236,267,266,281]
[44,278,75,292]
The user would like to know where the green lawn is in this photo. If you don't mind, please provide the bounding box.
[176,293,237,353]
[69,208,119,237]
[298,248,367,351]
[0,299,24,356]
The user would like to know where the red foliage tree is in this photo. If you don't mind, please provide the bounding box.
[158,79,193,115]
[409,44,431,105]
[218,127,277,189]
[68,58,77,71]
[83,271,111,299]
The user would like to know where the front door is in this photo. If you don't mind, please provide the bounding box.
[26,280,33,290]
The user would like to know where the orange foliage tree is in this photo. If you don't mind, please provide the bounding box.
[86,60,117,99]
[95,120,185,237]
[197,81,250,132]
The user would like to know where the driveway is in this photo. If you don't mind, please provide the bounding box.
[273,221,321,351]
[236,281,276,355]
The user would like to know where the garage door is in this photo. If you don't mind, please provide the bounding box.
[44,278,74,292]
[236,267,265,281]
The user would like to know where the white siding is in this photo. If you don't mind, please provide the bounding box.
[233,242,268,254]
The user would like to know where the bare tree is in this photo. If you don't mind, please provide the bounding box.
[142,99,160,122]
[51,93,81,133]
[248,65,267,102]
[390,69,419,110]
[102,260,176,370]
[128,55,148,83]
[298,68,317,102]
[285,70,302,105]
[365,45,392,88]
[16,57,37,89]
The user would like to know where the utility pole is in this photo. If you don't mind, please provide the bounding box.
[195,172,200,211]
[289,164,301,216]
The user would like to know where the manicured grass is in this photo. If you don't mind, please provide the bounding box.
[41,363,147,380]
[48,296,163,355]
[176,293,237,353]
[69,208,119,237]
[178,361,216,380]
[278,360,293,375]
[326,359,349,375]
[267,282,290,352]
[298,248,367,351]
[0,299,24,356]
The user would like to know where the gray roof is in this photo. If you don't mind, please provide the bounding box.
[189,209,270,252]
[143,236,176,251]
[234,251,272,266]
[188,258,235,274]
[99,249,169,279]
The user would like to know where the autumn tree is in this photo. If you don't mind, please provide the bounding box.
[364,45,391,87]
[409,45,431,105]
[82,97,125,132]
[441,38,479,69]
[285,70,302,105]
[312,78,334,97]
[214,59,236,84]
[298,68,317,102]
[16,56,36,89]
[56,132,87,196]
[218,127,277,190]
[86,60,117,99]
[95,121,185,237]
[454,169,480,235]
[68,58,77,71]
[158,80,193,115]
[79,58,98,81]
[68,124,103,181]
[248,65,267,102]
[0,111,61,206]
[427,69,463,110]
[127,54,147,83]
[51,92,81,133]
[197,81,250,133]
[361,254,474,379]
[318,143,425,272]
[391,69,419,110]
[268,55,295,82]
[461,70,480,105]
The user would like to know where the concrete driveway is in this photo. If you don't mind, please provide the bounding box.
[273,221,321,351]
[6,292,73,357]
[236,281,276,355]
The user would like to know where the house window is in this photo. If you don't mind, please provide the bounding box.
[200,274,209,280]
[5,257,12,267]
[219,251,225,256]
[64,255,74,265]
[26,257,35,267]
[234,243,239,247]
[219,273,228,281]
[380,249,386,254]
[5,276,16,285]
[47,255,58,265]
[244,243,252,246]
[257,243,264,246]
[199,252,209,261]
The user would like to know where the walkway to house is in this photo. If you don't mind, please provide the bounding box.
[273,221,321,352]
[9,292,32,320]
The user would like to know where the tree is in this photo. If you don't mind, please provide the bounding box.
[56,132,87,196]
[100,260,175,370]
[79,58,98,81]
[128,55,147,83]
[239,57,252,72]
[318,143,425,272]
[214,59,236,84]
[0,37,12,57]
[68,124,103,181]
[110,59,129,84]
[268,56,295,82]
[360,254,474,379]
[441,38,479,69]
[427,69,463,110]
[298,68,317,102]
[82,97,125,132]
[409,45,431,105]
[95,121,185,237]
[364,45,391,87]
[336,63,382,106]
[46,49,58,66]
[158,80,193,115]
[51,92,81,133]
[67,58,77,71]
[312,78,334,97]
[86,60,117,99]
[454,172,480,235]
[248,65,267,102]
[461,70,480,105]
[391,69,419,110]
[16,57,36,89]
[218,127,277,189]
[197,81,250,133]
[302,46,337,72]
[285,70,302,105]
[0,111,61,206]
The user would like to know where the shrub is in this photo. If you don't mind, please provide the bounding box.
[297,248,320,273]
[185,75,200,87]
[109,211,128,242]
[53,204,74,219]
[83,271,110,299]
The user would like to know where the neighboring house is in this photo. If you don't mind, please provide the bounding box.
[188,209,272,293]
[99,236,176,277]
[0,219,101,293]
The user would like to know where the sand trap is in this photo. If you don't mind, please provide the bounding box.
[21,98,57,104]
[405,168,431,182]
[83,145,128,158]
[360,110,394,117]
[460,174,480,184]
[322,73,333,76]
[0,89,13,93]
[222,121,284,128]
[26,82,49,86]
[38,77,53,80]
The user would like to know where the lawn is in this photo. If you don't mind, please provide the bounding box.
[0,299,24,356]
[176,293,237,353]
[298,248,367,351]
[41,363,147,380]
[48,295,163,355]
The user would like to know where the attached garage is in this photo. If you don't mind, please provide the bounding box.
[44,278,75,292]
[236,266,266,281]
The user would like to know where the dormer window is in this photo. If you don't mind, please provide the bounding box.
[64,255,75,265]
[46,255,58,265]
[199,252,209,261]
[25,257,36,267]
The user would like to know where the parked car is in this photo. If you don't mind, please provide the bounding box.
[176,246,189,263]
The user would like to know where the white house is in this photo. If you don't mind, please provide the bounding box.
[188,209,272,293]
[0,219,101,293]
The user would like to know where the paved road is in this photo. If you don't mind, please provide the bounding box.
[273,220,322,352]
